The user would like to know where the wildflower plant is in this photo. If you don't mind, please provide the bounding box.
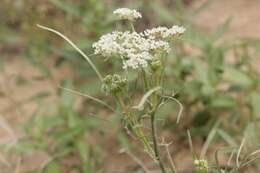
[95,8,185,172]
[38,7,186,173]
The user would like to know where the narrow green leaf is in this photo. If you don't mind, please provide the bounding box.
[224,66,253,88]
[217,129,237,147]
[248,92,260,118]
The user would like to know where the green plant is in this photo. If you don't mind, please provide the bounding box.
[3,1,260,172]
[38,7,186,173]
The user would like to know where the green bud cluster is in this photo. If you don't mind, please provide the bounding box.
[194,159,209,173]
[102,74,127,94]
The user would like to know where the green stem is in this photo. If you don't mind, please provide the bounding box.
[150,69,167,173]
[142,68,149,91]
[133,123,154,157]
[151,110,167,173]
[152,70,161,107]
[130,22,136,32]
[150,69,166,173]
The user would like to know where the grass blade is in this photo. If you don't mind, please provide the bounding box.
[200,120,221,158]
[236,138,245,167]
[217,129,238,147]
[37,24,103,81]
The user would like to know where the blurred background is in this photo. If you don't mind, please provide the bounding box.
[0,0,260,173]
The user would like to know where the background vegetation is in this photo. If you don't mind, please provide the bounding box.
[0,0,260,173]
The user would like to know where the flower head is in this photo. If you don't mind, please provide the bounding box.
[93,31,170,69]
[113,8,142,21]
[93,10,185,70]
[144,25,186,40]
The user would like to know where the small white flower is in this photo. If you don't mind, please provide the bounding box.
[148,39,171,53]
[194,160,200,165]
[113,8,142,21]
[171,25,186,34]
[144,25,186,39]
[123,52,153,69]
[92,31,123,57]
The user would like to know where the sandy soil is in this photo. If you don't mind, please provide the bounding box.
[0,57,71,173]
[192,0,260,39]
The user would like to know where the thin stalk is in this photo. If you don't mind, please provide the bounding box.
[236,138,245,167]
[120,149,152,173]
[148,68,167,173]
[151,111,166,173]
[130,22,136,32]
[152,69,161,110]
[135,124,155,158]
[60,86,115,112]
[165,144,178,173]
[116,94,127,113]
[142,68,149,91]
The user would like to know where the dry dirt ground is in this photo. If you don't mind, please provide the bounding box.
[0,58,72,173]
[0,0,260,172]
[192,0,260,39]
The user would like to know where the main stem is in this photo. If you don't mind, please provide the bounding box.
[141,65,166,172]
[151,110,167,173]
[141,68,149,91]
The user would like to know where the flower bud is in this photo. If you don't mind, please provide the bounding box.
[194,159,209,173]
[150,59,162,71]
[102,74,127,95]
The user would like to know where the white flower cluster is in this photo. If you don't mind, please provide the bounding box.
[93,8,186,70]
[144,25,186,39]
[93,31,170,69]
[113,8,142,21]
